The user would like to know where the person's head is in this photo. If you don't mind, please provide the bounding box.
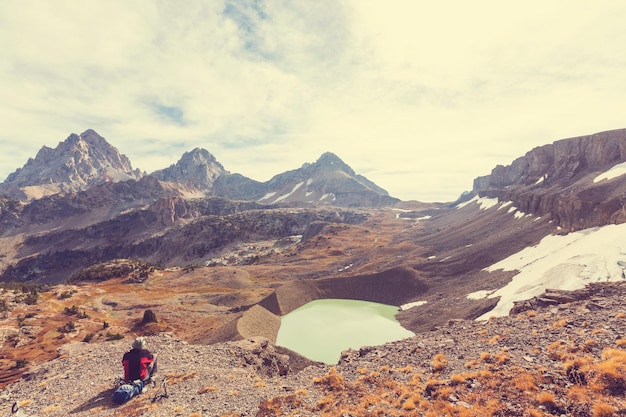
[132,337,146,350]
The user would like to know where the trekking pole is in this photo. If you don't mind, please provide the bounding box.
[151,377,169,402]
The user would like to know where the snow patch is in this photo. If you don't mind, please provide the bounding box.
[497,201,513,210]
[274,182,304,203]
[258,192,277,201]
[594,161,626,183]
[400,301,428,311]
[456,196,498,210]
[478,197,499,210]
[477,223,626,320]
[456,195,478,209]
[466,290,496,300]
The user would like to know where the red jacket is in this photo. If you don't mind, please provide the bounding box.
[122,348,154,381]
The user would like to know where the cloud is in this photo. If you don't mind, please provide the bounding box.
[1,1,626,202]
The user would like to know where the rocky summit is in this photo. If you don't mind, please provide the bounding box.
[0,128,626,416]
[0,130,143,201]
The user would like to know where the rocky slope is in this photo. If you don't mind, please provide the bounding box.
[2,282,626,416]
[1,204,367,283]
[473,128,626,231]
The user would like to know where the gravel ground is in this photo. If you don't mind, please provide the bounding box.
[2,282,626,416]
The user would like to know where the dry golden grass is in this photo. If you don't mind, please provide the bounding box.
[495,350,510,364]
[197,386,218,394]
[431,353,448,372]
[537,390,556,405]
[513,372,538,392]
[592,402,616,417]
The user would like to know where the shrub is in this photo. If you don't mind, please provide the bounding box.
[537,390,556,405]
[592,402,616,417]
[23,290,38,305]
[106,332,124,341]
[313,367,345,391]
[432,353,448,372]
[58,321,75,333]
[14,359,28,369]
[495,350,510,364]
[64,305,80,315]
[586,348,626,395]
[141,309,158,324]
[513,372,538,392]
[83,333,95,343]
[59,291,74,299]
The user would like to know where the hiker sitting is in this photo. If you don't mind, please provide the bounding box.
[122,337,157,384]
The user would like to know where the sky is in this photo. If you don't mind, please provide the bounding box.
[1,1,625,202]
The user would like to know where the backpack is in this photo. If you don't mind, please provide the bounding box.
[112,380,143,405]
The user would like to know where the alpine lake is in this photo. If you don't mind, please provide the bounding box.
[276,298,415,364]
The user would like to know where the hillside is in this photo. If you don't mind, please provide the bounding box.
[2,282,626,416]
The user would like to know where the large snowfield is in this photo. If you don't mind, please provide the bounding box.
[473,222,626,319]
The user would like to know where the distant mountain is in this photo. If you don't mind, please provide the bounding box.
[151,148,227,193]
[152,149,398,207]
[257,152,398,206]
[0,129,142,201]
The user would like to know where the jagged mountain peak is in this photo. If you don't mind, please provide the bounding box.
[150,147,227,192]
[301,152,356,176]
[0,129,141,201]
[180,147,224,169]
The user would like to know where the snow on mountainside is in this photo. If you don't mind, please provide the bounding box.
[259,152,399,206]
[453,190,626,320]
[0,129,142,201]
[474,221,626,319]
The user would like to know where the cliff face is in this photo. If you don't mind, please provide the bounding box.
[473,129,626,231]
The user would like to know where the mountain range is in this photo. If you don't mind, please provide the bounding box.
[0,129,399,207]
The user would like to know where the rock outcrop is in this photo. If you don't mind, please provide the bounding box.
[473,128,626,230]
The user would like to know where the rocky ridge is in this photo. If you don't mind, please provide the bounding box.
[473,128,626,231]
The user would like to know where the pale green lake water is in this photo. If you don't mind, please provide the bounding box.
[276,298,415,364]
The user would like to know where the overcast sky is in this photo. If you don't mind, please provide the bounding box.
[1,1,625,202]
